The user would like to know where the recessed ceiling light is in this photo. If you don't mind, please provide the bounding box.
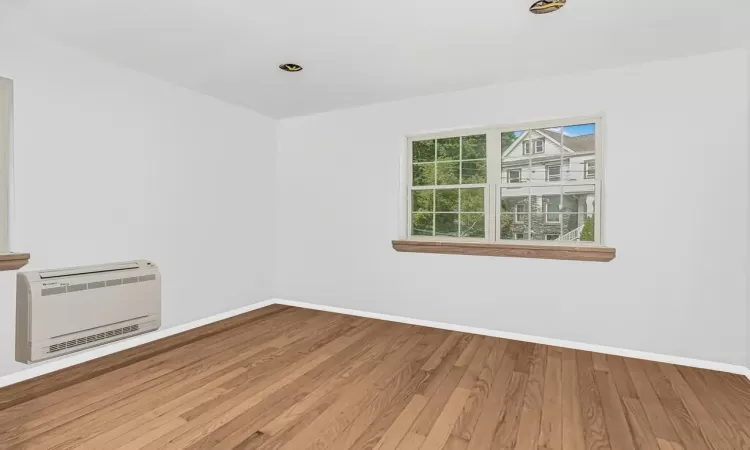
[279,63,303,73]
[529,0,566,14]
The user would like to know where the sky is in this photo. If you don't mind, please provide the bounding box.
[513,123,595,137]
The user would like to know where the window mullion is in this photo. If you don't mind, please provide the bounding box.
[559,129,565,240]
[560,187,564,239]
[458,137,462,238]
[433,139,437,236]
[487,130,503,242]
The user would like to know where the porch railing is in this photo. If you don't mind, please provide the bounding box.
[557,225,584,242]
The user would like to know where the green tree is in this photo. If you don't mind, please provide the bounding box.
[580,216,595,242]
[500,202,514,237]
[501,132,518,152]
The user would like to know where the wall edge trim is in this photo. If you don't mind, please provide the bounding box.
[273,298,750,377]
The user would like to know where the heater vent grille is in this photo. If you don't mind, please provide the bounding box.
[47,324,140,354]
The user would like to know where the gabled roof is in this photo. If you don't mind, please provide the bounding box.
[503,129,595,157]
[539,130,595,153]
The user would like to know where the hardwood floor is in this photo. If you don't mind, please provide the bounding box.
[1,305,749,450]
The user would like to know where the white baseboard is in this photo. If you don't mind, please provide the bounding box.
[0,299,277,388]
[273,299,750,378]
[3,297,749,389]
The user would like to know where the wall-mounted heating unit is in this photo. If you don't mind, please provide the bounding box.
[16,260,161,363]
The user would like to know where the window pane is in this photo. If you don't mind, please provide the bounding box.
[501,130,528,183]
[546,165,561,181]
[501,125,596,184]
[412,140,435,163]
[411,189,434,212]
[501,186,568,241]
[462,135,486,159]
[543,195,561,224]
[499,186,528,240]
[460,214,485,238]
[563,184,596,242]
[412,163,435,186]
[436,162,459,185]
[435,213,459,237]
[528,212,551,241]
[561,123,596,181]
[460,188,484,212]
[461,160,486,184]
[435,189,459,212]
[412,213,434,236]
[437,137,460,161]
[532,186,563,241]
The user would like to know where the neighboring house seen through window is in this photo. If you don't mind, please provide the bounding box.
[407,118,602,244]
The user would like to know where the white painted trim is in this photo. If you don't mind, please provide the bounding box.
[3,297,749,389]
[272,299,750,377]
[0,299,276,388]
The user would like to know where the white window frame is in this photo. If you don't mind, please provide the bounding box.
[546,164,561,182]
[545,234,560,241]
[534,138,545,154]
[0,78,11,253]
[515,233,525,240]
[514,203,526,224]
[507,168,521,183]
[402,115,604,246]
[522,141,531,155]
[584,159,596,179]
[543,200,561,224]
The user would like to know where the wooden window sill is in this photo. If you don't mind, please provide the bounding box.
[392,240,615,262]
[0,253,31,271]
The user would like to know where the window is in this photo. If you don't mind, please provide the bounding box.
[406,118,602,246]
[544,199,561,223]
[410,135,487,238]
[514,203,526,223]
[534,139,545,154]
[546,164,561,182]
[585,160,596,179]
[546,234,560,241]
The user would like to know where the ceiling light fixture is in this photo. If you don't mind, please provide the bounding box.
[279,63,303,72]
[529,0,566,14]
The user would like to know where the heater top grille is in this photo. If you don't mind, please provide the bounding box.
[41,274,157,297]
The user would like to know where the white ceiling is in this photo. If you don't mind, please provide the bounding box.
[3,0,745,118]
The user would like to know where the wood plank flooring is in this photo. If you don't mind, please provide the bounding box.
[1,305,749,450]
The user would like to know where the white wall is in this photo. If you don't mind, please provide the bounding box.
[276,50,749,366]
[0,28,277,377]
